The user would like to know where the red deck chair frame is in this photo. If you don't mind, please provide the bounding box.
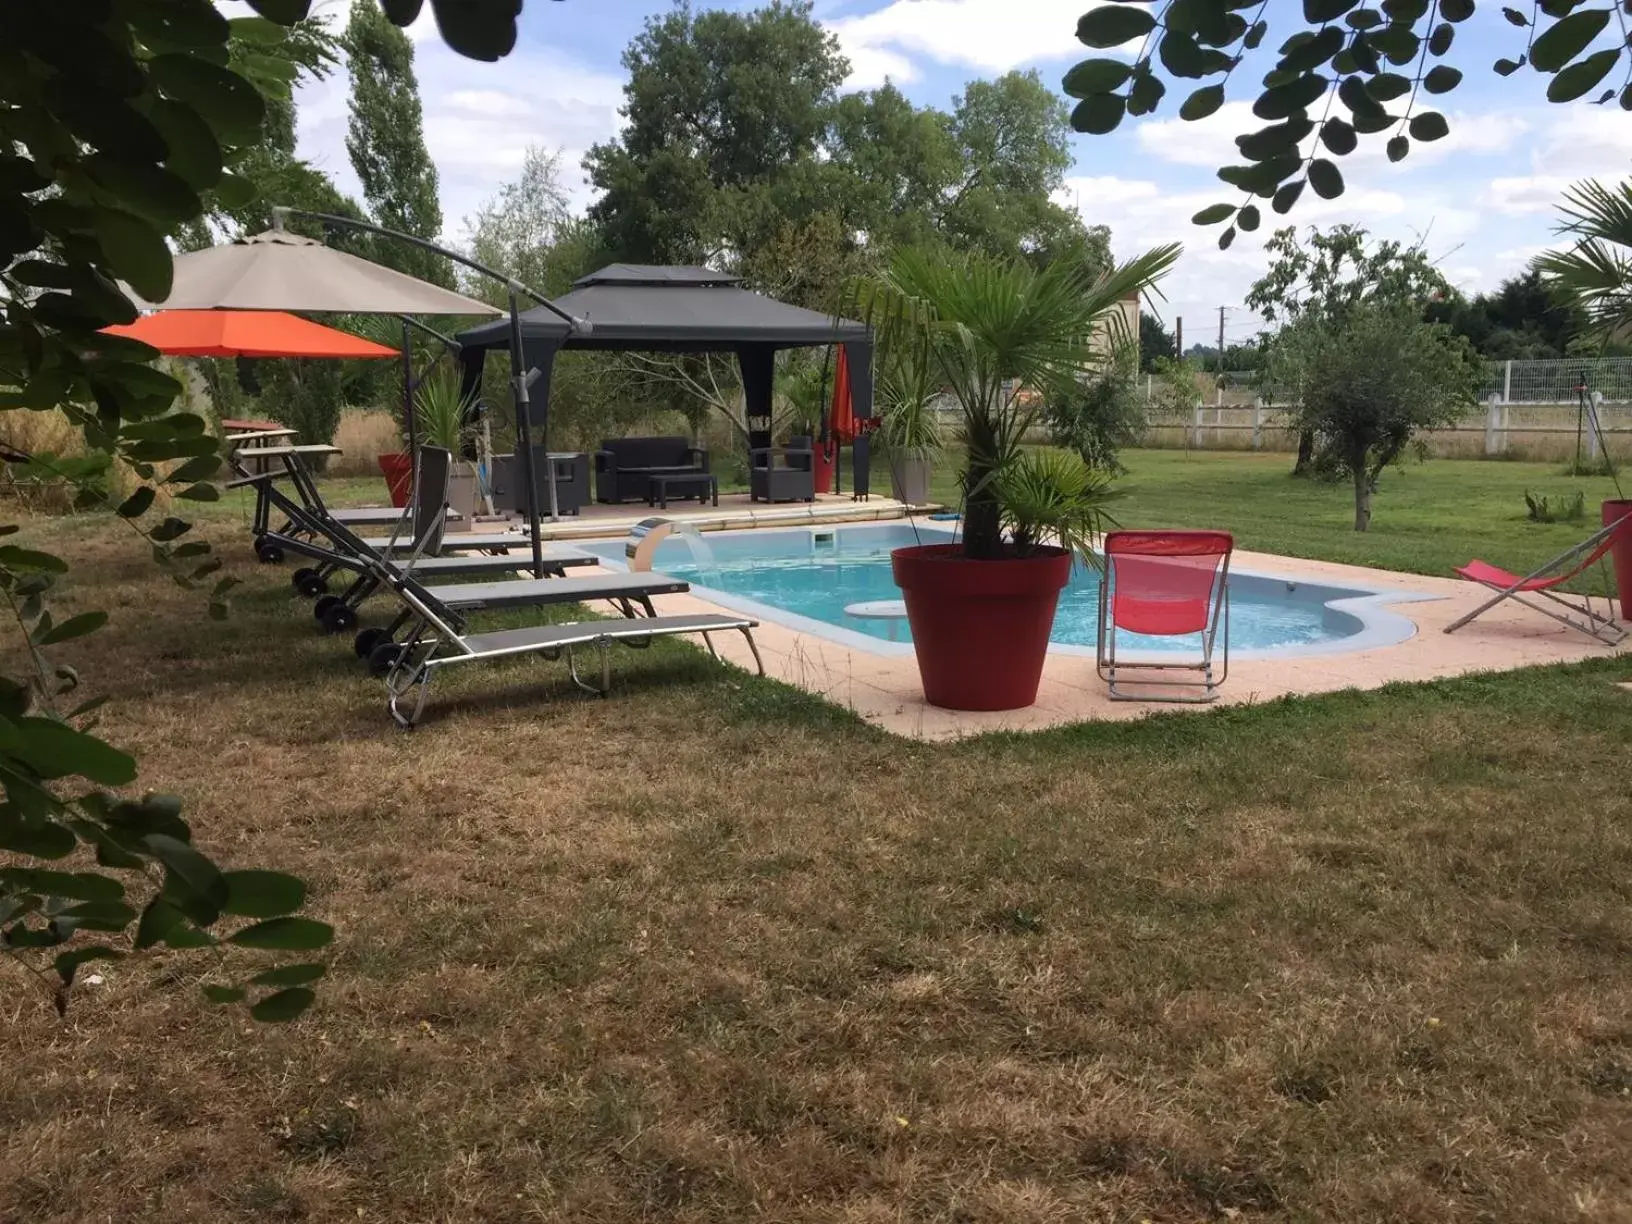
[1096,530,1233,703]
[1444,515,1629,646]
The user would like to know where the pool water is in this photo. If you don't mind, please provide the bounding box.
[582,524,1406,656]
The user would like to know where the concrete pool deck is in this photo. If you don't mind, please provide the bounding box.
[589,546,1627,740]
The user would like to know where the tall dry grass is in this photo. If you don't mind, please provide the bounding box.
[331,408,402,476]
[0,406,161,515]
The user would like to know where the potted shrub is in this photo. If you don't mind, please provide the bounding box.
[875,341,943,506]
[849,244,1178,710]
[414,369,481,530]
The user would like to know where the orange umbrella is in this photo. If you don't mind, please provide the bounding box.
[830,344,856,443]
[101,309,398,359]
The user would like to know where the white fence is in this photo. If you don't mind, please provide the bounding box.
[1138,358,1632,462]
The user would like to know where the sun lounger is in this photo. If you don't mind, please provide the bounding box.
[1445,516,1629,645]
[382,594,761,728]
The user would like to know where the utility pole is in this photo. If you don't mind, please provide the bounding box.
[1175,315,1183,361]
[1217,305,1227,373]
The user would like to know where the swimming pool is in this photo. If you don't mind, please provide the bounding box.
[579,523,1428,659]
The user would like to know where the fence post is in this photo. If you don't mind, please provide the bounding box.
[1193,402,1204,449]
[1502,359,1513,404]
[1146,373,1152,398]
[1485,394,1502,456]
[1252,399,1263,450]
[1588,391,1604,461]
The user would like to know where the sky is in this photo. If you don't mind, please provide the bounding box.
[277,0,1632,345]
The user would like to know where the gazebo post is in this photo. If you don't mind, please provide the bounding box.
[507,287,548,577]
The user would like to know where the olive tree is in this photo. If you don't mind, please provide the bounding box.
[1292,305,1480,530]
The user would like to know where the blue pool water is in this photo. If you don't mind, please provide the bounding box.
[580,524,1417,657]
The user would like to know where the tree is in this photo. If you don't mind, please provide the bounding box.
[940,71,1090,263]
[1293,305,1479,531]
[464,146,579,300]
[1428,267,1585,359]
[1536,179,1632,348]
[1249,224,1451,473]
[585,0,847,265]
[825,83,960,252]
[345,0,450,286]
[1064,1,1632,243]
[0,0,526,1021]
[1139,310,1176,371]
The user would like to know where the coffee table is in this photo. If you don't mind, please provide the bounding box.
[647,472,717,509]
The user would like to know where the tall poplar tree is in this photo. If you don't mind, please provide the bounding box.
[345,0,450,286]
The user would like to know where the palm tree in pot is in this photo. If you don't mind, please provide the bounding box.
[414,369,481,530]
[846,243,1179,710]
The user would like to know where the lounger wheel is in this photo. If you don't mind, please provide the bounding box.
[367,642,402,677]
[255,542,284,564]
[291,567,329,598]
[354,627,389,660]
[320,602,358,634]
[312,594,341,622]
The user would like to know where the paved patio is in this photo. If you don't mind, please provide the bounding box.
[536,546,1629,740]
[447,490,919,542]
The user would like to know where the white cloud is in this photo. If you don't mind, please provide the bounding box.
[828,0,1141,89]
[287,11,625,246]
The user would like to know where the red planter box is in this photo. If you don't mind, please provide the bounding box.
[892,544,1071,711]
[378,452,413,508]
[1604,499,1632,619]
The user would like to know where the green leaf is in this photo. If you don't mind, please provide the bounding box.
[1069,94,1127,135]
[163,454,222,486]
[135,898,187,949]
[10,718,137,785]
[1179,84,1225,120]
[83,155,202,226]
[1062,57,1134,98]
[1308,158,1345,199]
[148,517,193,543]
[1370,24,1420,64]
[203,984,247,1004]
[94,209,173,303]
[1495,57,1525,77]
[0,546,68,574]
[35,612,108,646]
[0,815,76,859]
[1530,8,1611,73]
[1366,72,1411,102]
[1127,71,1166,116]
[175,483,220,502]
[59,899,137,931]
[1422,65,1462,94]
[1321,117,1358,155]
[163,925,217,949]
[1218,225,1236,250]
[249,962,327,988]
[1254,73,1329,120]
[144,833,228,921]
[1236,204,1261,232]
[213,173,258,210]
[1272,178,1307,214]
[1305,0,1360,19]
[146,100,224,191]
[1277,26,1345,73]
[117,488,157,519]
[229,16,291,43]
[1237,117,1314,162]
[222,870,307,919]
[1,869,124,902]
[250,986,316,1022]
[1387,134,1411,162]
[229,916,334,951]
[147,54,265,143]
[1408,111,1450,142]
[1547,48,1619,103]
[1191,203,1237,225]
[1075,4,1157,48]
[1427,20,1454,55]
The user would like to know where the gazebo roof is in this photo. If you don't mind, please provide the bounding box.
[456,264,870,353]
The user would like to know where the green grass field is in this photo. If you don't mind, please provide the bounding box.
[917,447,1627,580]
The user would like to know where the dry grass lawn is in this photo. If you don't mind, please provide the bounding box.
[4,507,1632,1223]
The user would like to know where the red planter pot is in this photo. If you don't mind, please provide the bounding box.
[378,452,413,508]
[891,544,1071,711]
[812,441,835,495]
[1604,499,1632,619]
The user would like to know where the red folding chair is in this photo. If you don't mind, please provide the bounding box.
[1444,515,1629,645]
[1096,530,1233,702]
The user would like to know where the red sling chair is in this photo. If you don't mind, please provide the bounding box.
[1444,515,1629,646]
[1097,530,1233,702]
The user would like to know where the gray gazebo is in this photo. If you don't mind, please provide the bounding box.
[456,265,876,497]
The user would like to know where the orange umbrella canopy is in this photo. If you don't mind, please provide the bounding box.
[101,309,398,359]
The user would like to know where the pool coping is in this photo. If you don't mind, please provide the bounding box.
[576,521,1445,663]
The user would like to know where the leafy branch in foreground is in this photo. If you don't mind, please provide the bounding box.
[1065,0,1632,242]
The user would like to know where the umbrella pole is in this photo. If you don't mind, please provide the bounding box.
[400,320,418,498]
[508,288,547,578]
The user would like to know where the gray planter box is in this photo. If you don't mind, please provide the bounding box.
[889,454,933,506]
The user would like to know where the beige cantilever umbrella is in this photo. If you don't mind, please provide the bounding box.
[140,229,501,316]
